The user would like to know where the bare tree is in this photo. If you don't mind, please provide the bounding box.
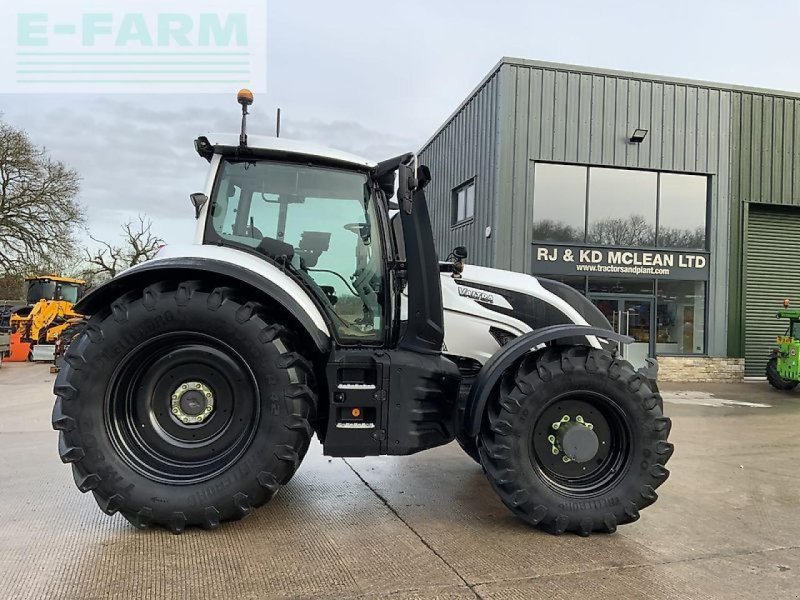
[0,118,83,272]
[0,272,24,301]
[532,219,582,243]
[588,214,655,247]
[658,226,706,249]
[86,215,164,282]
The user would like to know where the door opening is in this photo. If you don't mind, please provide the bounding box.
[589,295,654,369]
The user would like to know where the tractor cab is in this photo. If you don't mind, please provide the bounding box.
[25,276,85,305]
[776,308,800,340]
[191,93,443,359]
[199,150,389,343]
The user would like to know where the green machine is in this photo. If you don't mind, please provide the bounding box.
[766,300,800,390]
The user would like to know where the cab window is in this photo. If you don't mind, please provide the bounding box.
[208,159,386,343]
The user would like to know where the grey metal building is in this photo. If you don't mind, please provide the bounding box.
[419,57,800,378]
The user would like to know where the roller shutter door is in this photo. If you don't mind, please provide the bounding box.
[745,207,800,376]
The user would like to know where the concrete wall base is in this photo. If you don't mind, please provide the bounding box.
[657,356,745,383]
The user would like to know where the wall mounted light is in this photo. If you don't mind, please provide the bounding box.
[630,128,648,143]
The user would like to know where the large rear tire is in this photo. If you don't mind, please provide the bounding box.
[766,356,798,391]
[479,346,673,536]
[52,281,317,533]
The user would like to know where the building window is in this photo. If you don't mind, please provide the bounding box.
[452,180,475,225]
[532,163,586,243]
[656,280,706,354]
[531,163,709,250]
[587,167,657,247]
[658,173,708,249]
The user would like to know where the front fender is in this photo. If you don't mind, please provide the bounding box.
[76,256,331,353]
[462,324,633,437]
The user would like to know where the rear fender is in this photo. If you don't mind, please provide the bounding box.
[462,324,633,437]
[75,256,331,353]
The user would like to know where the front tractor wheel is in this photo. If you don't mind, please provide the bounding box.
[479,346,673,536]
[52,281,317,533]
[766,356,798,391]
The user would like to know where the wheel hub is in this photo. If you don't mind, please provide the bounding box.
[531,394,631,495]
[171,381,214,425]
[547,415,599,463]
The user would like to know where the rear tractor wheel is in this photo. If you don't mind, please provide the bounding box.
[479,346,673,536]
[52,281,318,533]
[766,356,798,391]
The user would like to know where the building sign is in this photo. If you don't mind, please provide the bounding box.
[532,244,709,280]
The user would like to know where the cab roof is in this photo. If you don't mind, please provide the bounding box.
[196,134,377,171]
[26,275,85,285]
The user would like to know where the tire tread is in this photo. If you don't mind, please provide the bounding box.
[479,346,672,536]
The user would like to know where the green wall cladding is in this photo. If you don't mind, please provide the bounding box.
[728,94,800,356]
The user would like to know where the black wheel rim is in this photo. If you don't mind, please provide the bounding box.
[529,391,632,497]
[105,332,260,485]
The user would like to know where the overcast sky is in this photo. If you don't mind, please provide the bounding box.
[1,0,799,247]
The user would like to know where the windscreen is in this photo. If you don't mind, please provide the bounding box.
[208,159,386,342]
[57,283,80,303]
[26,280,56,304]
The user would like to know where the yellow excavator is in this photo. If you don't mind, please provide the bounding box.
[9,276,85,359]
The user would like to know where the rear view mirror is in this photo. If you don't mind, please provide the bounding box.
[453,246,468,260]
[190,192,208,219]
[417,165,431,190]
[397,162,416,214]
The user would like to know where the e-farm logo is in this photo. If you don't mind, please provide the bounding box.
[0,0,267,93]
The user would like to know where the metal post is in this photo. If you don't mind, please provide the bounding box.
[239,105,248,147]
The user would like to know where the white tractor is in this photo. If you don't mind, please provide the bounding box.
[53,90,672,535]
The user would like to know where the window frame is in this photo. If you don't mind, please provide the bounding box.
[586,166,658,248]
[203,157,395,348]
[655,171,710,251]
[451,178,476,228]
[530,160,711,251]
[531,163,588,244]
[654,279,708,357]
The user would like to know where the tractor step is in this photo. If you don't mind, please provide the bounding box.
[323,350,389,457]
[321,348,461,458]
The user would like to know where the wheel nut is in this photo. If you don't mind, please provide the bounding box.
[171,394,177,400]
[562,456,571,463]
[551,446,559,455]
[196,383,202,389]
[181,384,187,390]
[205,392,212,398]
[172,408,179,414]
[547,435,556,444]
[181,416,189,423]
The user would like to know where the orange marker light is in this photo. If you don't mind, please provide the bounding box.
[351,408,361,418]
[237,88,254,106]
